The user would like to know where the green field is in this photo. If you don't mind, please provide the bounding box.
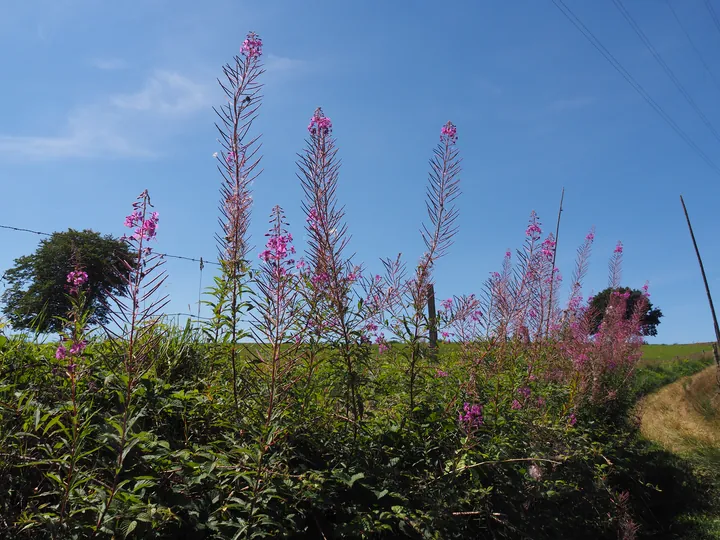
[636,342,715,396]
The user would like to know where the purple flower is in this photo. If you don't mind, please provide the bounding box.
[541,237,556,261]
[526,222,542,238]
[517,386,531,399]
[614,241,623,254]
[241,31,263,59]
[459,402,483,427]
[55,345,67,360]
[441,298,453,311]
[511,399,522,410]
[308,108,332,136]
[376,335,389,354]
[440,121,458,144]
[69,340,87,356]
[436,369,448,378]
[569,413,577,426]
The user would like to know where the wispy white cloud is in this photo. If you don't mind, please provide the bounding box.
[0,71,211,160]
[91,58,128,71]
[111,71,208,114]
[548,96,595,112]
[265,54,308,76]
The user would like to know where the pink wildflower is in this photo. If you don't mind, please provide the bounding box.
[526,222,542,239]
[240,31,263,59]
[69,340,87,356]
[614,241,623,254]
[308,108,332,136]
[440,121,458,144]
[459,402,483,427]
[511,399,522,410]
[55,345,67,360]
[436,369,448,378]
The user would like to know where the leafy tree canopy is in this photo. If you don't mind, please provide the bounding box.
[588,286,663,337]
[1,229,133,333]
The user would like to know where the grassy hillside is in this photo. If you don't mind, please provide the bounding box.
[636,343,715,396]
[640,365,720,538]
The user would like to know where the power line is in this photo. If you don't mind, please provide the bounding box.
[704,0,720,39]
[0,224,221,267]
[612,0,720,145]
[549,0,720,175]
[666,0,720,94]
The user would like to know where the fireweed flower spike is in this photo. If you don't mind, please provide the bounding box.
[212,31,265,413]
[95,190,169,532]
[298,106,370,428]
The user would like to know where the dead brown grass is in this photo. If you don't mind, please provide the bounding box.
[639,365,720,455]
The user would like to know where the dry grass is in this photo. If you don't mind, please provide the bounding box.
[640,365,720,455]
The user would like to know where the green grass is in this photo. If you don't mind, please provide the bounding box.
[639,342,714,366]
[640,365,720,539]
[635,342,715,396]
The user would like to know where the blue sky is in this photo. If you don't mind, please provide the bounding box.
[1,0,719,344]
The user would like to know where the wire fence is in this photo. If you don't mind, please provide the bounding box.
[0,223,222,328]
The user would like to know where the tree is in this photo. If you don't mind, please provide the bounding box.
[1,229,134,333]
[587,286,663,337]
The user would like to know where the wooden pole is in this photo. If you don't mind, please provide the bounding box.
[546,187,565,337]
[680,195,720,385]
[428,283,438,355]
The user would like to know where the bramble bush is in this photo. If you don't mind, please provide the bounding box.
[0,32,712,539]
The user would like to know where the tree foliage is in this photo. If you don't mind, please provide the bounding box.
[588,286,663,337]
[1,229,133,333]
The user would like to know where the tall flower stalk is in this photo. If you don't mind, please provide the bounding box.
[378,121,462,413]
[212,31,264,412]
[244,206,305,530]
[95,190,167,534]
[298,108,366,431]
[54,267,92,532]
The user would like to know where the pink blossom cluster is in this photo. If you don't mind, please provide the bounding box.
[306,207,320,231]
[459,402,483,427]
[259,233,296,263]
[307,108,332,137]
[440,121,458,144]
[124,210,159,242]
[67,270,88,294]
[241,31,263,59]
[56,339,87,360]
[526,221,542,240]
[541,237,556,261]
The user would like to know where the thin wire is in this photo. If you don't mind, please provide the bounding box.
[705,0,720,39]
[0,224,221,266]
[612,0,720,145]
[666,0,720,94]
[549,0,720,175]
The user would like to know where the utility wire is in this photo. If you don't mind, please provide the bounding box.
[0,224,221,267]
[549,0,720,175]
[612,0,720,145]
[704,0,720,40]
[666,0,720,94]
